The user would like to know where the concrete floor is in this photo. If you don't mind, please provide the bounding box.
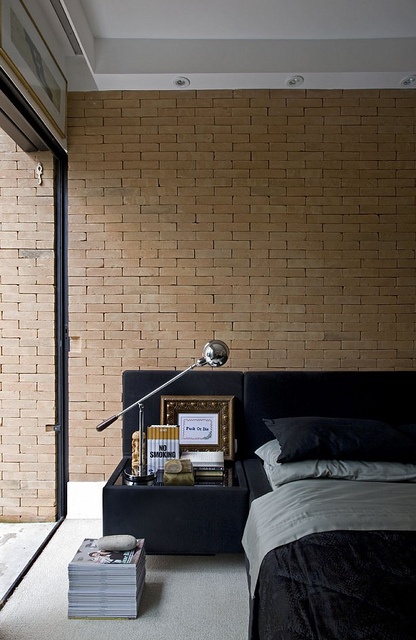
[0,522,56,605]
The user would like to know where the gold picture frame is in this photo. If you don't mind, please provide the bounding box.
[0,0,67,138]
[160,395,235,460]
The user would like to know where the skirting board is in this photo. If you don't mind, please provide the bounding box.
[67,481,105,519]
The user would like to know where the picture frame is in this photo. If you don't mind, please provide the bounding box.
[160,395,235,460]
[0,0,67,138]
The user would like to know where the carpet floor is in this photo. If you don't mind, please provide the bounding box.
[0,519,249,640]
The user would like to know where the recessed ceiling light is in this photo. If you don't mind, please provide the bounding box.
[173,76,190,88]
[400,75,416,87]
[285,75,304,88]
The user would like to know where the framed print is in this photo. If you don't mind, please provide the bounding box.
[0,0,67,137]
[160,396,235,460]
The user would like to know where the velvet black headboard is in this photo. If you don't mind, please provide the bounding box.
[241,371,416,458]
[121,370,244,458]
[121,370,416,461]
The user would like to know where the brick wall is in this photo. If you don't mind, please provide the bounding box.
[67,89,416,481]
[0,130,56,521]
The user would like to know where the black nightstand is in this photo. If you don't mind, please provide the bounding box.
[102,458,249,554]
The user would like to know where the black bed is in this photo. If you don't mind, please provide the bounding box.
[101,369,416,638]
[241,371,416,640]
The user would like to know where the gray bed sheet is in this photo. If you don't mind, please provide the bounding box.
[242,478,416,597]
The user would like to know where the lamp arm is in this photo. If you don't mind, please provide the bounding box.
[96,361,202,431]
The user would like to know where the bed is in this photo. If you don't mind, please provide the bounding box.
[241,371,416,640]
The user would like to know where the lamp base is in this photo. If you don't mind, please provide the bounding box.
[123,467,156,485]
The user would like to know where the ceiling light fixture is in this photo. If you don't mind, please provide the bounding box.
[286,75,304,88]
[173,76,190,88]
[400,75,416,87]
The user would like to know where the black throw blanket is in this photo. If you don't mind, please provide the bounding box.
[253,530,416,640]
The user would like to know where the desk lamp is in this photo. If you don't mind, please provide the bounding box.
[96,340,229,482]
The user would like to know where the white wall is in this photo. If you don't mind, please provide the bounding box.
[67,482,105,519]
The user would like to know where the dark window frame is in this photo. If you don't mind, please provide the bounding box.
[0,68,69,520]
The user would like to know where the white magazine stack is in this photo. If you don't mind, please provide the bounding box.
[68,538,145,618]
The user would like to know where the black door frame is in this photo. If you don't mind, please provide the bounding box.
[0,69,69,520]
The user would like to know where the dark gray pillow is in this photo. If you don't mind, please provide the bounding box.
[396,424,416,441]
[263,416,416,463]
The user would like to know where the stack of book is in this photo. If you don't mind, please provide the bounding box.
[68,538,145,619]
[180,450,225,483]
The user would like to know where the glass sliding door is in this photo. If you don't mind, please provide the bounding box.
[0,70,68,606]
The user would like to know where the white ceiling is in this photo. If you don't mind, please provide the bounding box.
[38,0,416,91]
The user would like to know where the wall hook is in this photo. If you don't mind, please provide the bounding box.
[35,162,43,185]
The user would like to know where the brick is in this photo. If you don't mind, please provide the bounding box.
[11,88,416,495]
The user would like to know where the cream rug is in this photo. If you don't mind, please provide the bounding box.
[0,519,249,640]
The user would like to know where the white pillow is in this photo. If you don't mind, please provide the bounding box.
[255,440,281,466]
[262,458,416,490]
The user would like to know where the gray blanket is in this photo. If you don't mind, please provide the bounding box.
[242,478,416,597]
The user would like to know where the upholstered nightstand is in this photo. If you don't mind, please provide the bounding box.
[103,458,248,554]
